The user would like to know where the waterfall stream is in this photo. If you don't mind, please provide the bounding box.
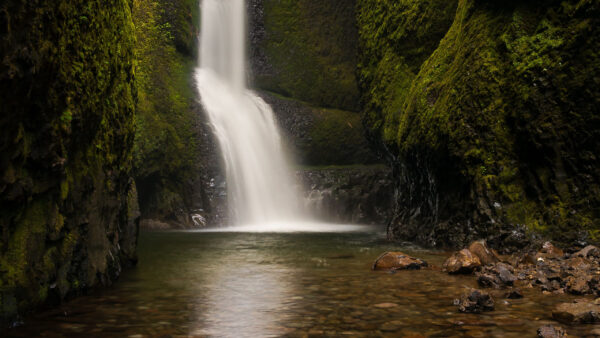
[195,0,367,232]
[195,0,301,226]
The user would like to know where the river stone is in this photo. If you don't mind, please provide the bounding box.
[454,289,494,313]
[443,249,482,274]
[468,240,499,265]
[537,325,567,338]
[575,245,600,259]
[552,300,600,324]
[372,252,428,271]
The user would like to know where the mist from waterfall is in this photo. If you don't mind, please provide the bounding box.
[195,0,301,225]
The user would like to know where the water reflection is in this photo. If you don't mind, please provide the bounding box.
[192,251,296,337]
[4,231,597,337]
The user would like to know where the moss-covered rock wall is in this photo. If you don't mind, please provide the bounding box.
[133,0,225,228]
[358,0,600,249]
[249,0,379,166]
[250,0,360,112]
[0,0,139,324]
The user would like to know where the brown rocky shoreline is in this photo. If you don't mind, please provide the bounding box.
[374,240,600,337]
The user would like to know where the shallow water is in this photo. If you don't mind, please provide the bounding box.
[6,229,600,337]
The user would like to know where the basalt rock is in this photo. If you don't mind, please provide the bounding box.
[372,252,428,271]
[443,249,481,274]
[454,289,494,313]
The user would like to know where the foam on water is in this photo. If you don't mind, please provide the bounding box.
[193,222,371,233]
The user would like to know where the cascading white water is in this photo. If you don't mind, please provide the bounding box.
[195,0,301,225]
[195,0,368,232]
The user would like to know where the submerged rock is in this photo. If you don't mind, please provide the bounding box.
[372,252,428,271]
[506,289,524,299]
[537,325,567,338]
[454,289,494,313]
[552,300,600,324]
[443,249,481,274]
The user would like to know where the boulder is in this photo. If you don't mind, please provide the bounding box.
[454,289,494,313]
[537,325,567,338]
[372,252,428,271]
[496,263,517,286]
[574,245,600,259]
[476,263,517,288]
[443,249,482,274]
[552,300,600,324]
[468,240,499,265]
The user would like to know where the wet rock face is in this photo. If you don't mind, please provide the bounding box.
[454,289,494,313]
[372,252,428,271]
[443,249,482,274]
[552,300,600,324]
[298,166,393,226]
[0,0,138,325]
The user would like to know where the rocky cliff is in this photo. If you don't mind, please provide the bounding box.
[358,0,600,249]
[0,0,139,325]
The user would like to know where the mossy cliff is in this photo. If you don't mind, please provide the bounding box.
[249,0,378,166]
[357,0,600,249]
[133,0,224,228]
[0,0,138,324]
[250,0,359,112]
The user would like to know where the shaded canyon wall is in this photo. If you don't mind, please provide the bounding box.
[0,0,139,324]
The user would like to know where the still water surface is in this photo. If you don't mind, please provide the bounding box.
[6,229,599,337]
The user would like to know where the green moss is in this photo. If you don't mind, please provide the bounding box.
[1,0,137,321]
[359,0,600,245]
[132,0,202,218]
[255,0,360,111]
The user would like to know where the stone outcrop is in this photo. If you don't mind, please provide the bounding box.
[1,0,139,325]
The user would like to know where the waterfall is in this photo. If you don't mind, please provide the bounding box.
[195,0,301,225]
